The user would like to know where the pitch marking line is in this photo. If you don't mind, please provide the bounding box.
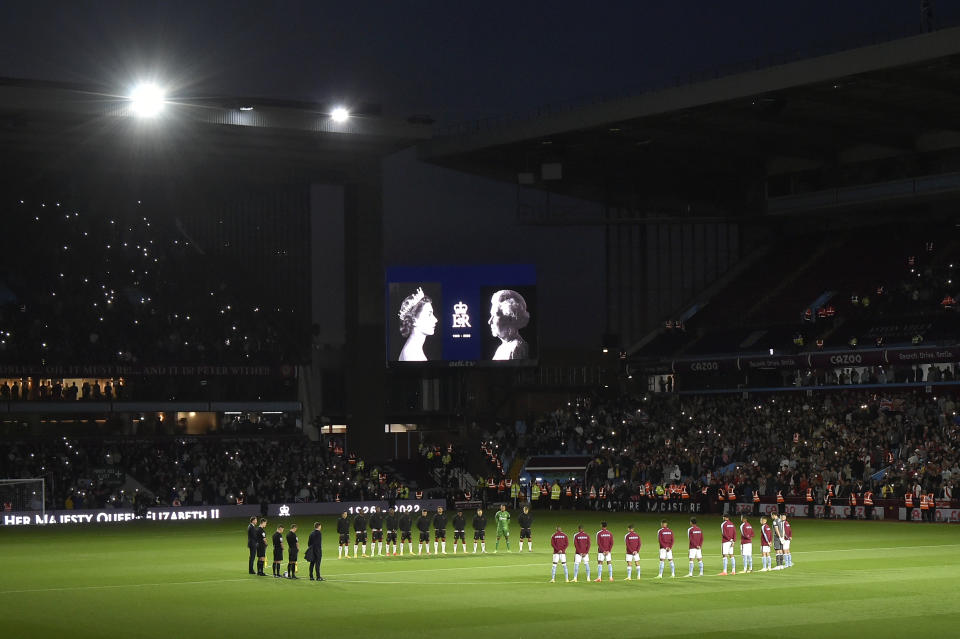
[0,578,252,595]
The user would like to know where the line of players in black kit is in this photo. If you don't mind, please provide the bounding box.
[246,516,325,581]
[335,505,535,557]
[245,506,537,581]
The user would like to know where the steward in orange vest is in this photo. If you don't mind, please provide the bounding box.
[753,491,760,503]
[776,490,785,504]
[806,488,813,502]
[727,484,736,501]
[904,492,913,507]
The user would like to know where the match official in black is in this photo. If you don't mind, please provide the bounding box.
[307,522,324,581]
[247,516,259,574]
[256,519,268,576]
[272,524,285,578]
[286,523,299,579]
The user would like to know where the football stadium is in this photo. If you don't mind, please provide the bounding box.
[2,5,960,638]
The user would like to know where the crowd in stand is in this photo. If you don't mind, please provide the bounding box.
[488,389,958,510]
[0,436,406,510]
[0,196,307,366]
[0,378,124,401]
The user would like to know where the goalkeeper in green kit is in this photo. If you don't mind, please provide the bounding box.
[494,504,511,552]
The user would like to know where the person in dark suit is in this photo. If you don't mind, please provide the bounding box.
[307,522,324,581]
[247,517,259,574]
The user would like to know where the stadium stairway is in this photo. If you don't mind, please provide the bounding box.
[745,237,839,324]
[506,455,527,482]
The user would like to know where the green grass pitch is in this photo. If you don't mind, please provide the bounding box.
[1,510,958,638]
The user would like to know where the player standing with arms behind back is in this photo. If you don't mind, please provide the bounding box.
[473,508,488,553]
[719,514,736,575]
[686,517,703,577]
[452,510,467,554]
[624,524,641,580]
[572,525,591,582]
[337,512,350,559]
[656,519,675,578]
[353,510,368,558]
[384,507,398,556]
[772,513,785,570]
[550,526,569,582]
[417,510,433,555]
[369,507,384,557]
[759,516,772,571]
[782,513,793,567]
[433,507,448,555]
[739,515,753,573]
[594,521,614,582]
[399,509,414,555]
[518,506,533,552]
[494,504,511,552]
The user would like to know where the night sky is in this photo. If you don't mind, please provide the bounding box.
[3,1,957,125]
[4,1,957,351]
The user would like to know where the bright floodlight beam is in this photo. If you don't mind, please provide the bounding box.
[129,83,166,117]
[330,107,350,123]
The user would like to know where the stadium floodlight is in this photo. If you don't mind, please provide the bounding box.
[330,106,350,123]
[129,83,166,117]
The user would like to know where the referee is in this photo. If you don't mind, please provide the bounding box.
[256,518,268,576]
[247,516,259,574]
[271,524,285,578]
[307,522,324,581]
[286,523,299,579]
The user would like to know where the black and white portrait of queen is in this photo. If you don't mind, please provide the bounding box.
[397,287,438,361]
[488,289,530,360]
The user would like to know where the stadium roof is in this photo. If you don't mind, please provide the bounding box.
[420,25,960,217]
[0,77,433,178]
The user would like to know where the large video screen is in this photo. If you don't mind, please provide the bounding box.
[386,265,537,365]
